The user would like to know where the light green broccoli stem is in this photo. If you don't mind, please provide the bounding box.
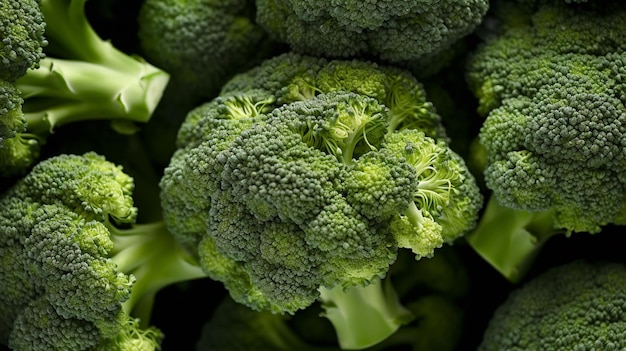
[326,105,385,165]
[108,221,207,327]
[319,278,414,350]
[41,0,138,66]
[13,0,169,138]
[223,95,275,120]
[16,58,168,136]
[466,195,561,283]
[402,201,430,229]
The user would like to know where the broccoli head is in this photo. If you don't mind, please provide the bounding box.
[0,152,207,351]
[465,0,626,282]
[479,260,626,351]
[160,52,482,348]
[255,0,489,63]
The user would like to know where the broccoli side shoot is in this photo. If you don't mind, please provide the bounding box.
[479,260,626,351]
[0,152,207,351]
[0,0,169,178]
[465,0,626,282]
[255,0,489,63]
[160,52,482,349]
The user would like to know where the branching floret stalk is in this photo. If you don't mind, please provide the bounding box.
[106,219,207,326]
[223,95,275,119]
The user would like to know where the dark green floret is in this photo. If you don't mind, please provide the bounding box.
[479,260,626,351]
[466,0,626,282]
[0,153,207,351]
[255,0,489,63]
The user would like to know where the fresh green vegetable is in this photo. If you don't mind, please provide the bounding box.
[159,52,482,349]
[0,0,169,178]
[196,247,469,351]
[255,0,489,63]
[137,0,280,105]
[0,152,207,351]
[465,0,626,282]
[479,260,626,351]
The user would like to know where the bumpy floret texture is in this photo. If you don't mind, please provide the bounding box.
[160,53,482,314]
[479,260,626,351]
[138,0,277,102]
[255,0,489,62]
[0,153,159,351]
[466,0,626,233]
[0,0,47,82]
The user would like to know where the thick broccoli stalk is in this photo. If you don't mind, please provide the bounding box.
[255,0,489,63]
[465,0,626,282]
[160,53,481,349]
[195,247,468,351]
[0,0,169,178]
[0,153,207,351]
[478,260,626,350]
[466,195,560,283]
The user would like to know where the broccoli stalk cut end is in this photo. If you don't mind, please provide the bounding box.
[318,278,414,350]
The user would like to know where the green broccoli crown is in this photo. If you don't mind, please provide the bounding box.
[479,260,626,351]
[466,1,626,233]
[160,53,482,314]
[0,0,47,82]
[255,0,489,62]
[0,153,165,350]
[138,0,277,103]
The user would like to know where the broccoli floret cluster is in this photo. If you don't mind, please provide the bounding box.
[465,0,626,283]
[138,0,280,104]
[467,1,626,234]
[0,152,207,351]
[255,0,489,63]
[479,260,626,351]
[0,0,169,178]
[160,52,482,317]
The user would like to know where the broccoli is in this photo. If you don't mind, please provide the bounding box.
[196,247,469,351]
[464,0,626,282]
[254,0,489,63]
[478,259,626,351]
[0,152,208,351]
[160,52,482,349]
[137,0,281,105]
[0,0,169,178]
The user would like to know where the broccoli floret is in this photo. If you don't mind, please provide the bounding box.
[478,260,626,351]
[255,0,489,63]
[465,0,626,282]
[160,52,482,349]
[0,0,47,83]
[0,152,207,351]
[384,129,484,259]
[137,0,280,105]
[0,0,169,178]
[195,246,469,351]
